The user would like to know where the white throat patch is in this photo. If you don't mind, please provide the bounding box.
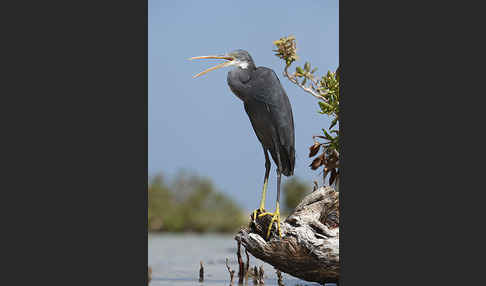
[234,60,249,69]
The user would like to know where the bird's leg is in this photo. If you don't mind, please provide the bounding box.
[253,150,271,220]
[258,169,282,239]
[252,176,268,220]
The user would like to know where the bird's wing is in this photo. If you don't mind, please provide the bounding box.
[251,67,295,175]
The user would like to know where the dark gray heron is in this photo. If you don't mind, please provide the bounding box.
[190,49,295,238]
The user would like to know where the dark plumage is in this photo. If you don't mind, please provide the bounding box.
[226,51,295,176]
[190,49,295,238]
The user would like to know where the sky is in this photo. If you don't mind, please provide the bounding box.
[149,0,339,210]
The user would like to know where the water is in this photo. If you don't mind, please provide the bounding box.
[149,233,333,286]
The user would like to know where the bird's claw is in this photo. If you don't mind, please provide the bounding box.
[258,211,282,239]
[252,208,265,221]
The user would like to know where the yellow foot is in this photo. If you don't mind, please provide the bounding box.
[252,208,265,221]
[258,210,282,239]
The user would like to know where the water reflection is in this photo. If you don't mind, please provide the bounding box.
[148,233,333,286]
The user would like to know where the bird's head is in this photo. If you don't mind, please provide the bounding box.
[189,49,255,79]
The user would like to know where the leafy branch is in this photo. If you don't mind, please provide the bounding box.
[273,35,340,187]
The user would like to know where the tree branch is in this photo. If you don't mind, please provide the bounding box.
[283,65,328,102]
[235,186,339,285]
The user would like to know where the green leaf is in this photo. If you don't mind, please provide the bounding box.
[318,101,332,113]
[322,129,334,141]
[304,62,310,72]
[311,67,318,74]
[329,117,338,130]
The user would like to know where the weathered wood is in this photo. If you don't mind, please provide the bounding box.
[235,186,339,285]
[225,258,235,284]
[258,265,265,284]
[244,248,250,281]
[199,261,204,282]
[236,241,245,283]
[252,266,259,285]
[276,269,284,286]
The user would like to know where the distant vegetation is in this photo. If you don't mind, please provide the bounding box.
[148,171,312,233]
[148,171,246,233]
[282,177,310,215]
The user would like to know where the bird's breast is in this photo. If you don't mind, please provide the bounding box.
[227,70,251,101]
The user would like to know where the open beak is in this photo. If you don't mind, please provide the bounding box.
[189,55,235,78]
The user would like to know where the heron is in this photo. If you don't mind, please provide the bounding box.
[190,49,295,239]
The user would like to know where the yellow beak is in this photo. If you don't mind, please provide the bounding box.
[189,55,235,79]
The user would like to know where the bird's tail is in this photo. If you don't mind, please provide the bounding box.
[280,146,295,177]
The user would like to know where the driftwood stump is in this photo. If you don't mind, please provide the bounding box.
[235,186,339,285]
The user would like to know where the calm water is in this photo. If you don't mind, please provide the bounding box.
[148,233,335,286]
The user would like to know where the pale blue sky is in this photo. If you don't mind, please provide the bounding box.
[149,0,339,210]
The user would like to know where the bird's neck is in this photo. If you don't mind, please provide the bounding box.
[237,60,255,71]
